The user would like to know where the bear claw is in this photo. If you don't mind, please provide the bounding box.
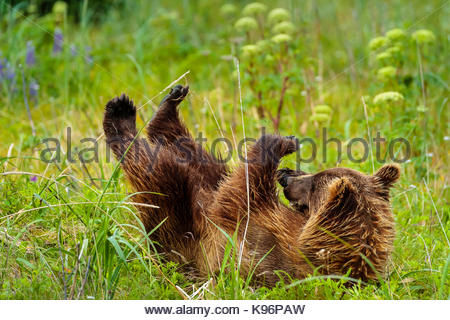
[283,135,299,154]
[160,84,189,106]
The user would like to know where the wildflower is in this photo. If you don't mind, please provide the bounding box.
[85,46,93,65]
[235,17,258,32]
[417,105,427,112]
[27,4,37,14]
[268,8,290,25]
[264,54,274,63]
[377,66,396,80]
[314,105,332,114]
[412,29,436,44]
[26,41,36,67]
[53,28,63,54]
[30,176,38,182]
[29,79,39,97]
[309,113,330,123]
[242,2,267,16]
[70,44,77,57]
[256,39,271,51]
[53,1,67,23]
[368,36,388,51]
[53,1,67,15]
[0,58,6,80]
[386,46,402,55]
[6,62,15,80]
[220,3,237,16]
[386,28,406,41]
[272,21,295,34]
[373,91,404,104]
[271,33,292,44]
[376,51,392,62]
[241,44,259,57]
[443,136,450,141]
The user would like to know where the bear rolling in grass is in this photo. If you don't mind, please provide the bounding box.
[103,85,400,285]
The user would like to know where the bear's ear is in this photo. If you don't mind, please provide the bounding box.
[328,177,356,200]
[374,164,401,189]
[326,177,358,213]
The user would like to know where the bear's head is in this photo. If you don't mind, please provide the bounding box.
[277,164,400,280]
[278,164,400,217]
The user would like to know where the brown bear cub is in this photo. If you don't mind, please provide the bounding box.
[103,85,400,285]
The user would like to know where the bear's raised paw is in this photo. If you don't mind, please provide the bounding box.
[105,93,136,120]
[159,84,189,106]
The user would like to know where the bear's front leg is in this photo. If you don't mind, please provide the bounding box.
[146,84,190,145]
[212,135,299,217]
[249,134,299,170]
[248,135,299,204]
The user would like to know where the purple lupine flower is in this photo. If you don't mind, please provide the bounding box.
[26,41,36,66]
[85,46,93,65]
[6,62,15,80]
[30,176,38,182]
[0,58,6,81]
[53,28,63,54]
[29,79,39,97]
[70,44,77,57]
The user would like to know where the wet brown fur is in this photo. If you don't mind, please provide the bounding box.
[103,85,399,285]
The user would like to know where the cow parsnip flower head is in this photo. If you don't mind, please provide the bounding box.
[241,44,260,57]
[220,3,237,16]
[309,113,330,123]
[373,91,404,104]
[376,51,392,62]
[377,66,397,80]
[369,36,388,51]
[268,8,290,25]
[52,1,67,15]
[386,46,402,55]
[242,2,267,16]
[271,33,292,44]
[386,28,406,41]
[256,39,271,52]
[265,54,275,63]
[27,3,37,14]
[235,17,258,32]
[412,29,436,44]
[314,105,332,114]
[272,21,295,34]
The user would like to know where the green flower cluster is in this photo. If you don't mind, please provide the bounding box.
[220,3,303,129]
[309,105,332,123]
[369,28,435,89]
[231,2,295,47]
[373,91,404,105]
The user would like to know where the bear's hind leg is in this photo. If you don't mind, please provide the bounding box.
[103,95,202,262]
[103,93,141,160]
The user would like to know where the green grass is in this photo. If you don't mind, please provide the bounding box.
[0,0,448,299]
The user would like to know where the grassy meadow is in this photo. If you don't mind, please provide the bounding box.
[0,0,448,299]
